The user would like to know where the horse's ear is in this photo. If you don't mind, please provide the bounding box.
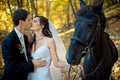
[94,2,103,11]
[80,0,86,8]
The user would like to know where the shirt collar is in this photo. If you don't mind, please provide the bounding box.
[14,27,24,39]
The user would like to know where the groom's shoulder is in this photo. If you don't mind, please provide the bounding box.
[2,30,14,43]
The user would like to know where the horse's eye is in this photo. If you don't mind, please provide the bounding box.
[88,23,92,27]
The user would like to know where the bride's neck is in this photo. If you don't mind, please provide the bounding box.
[35,31,44,38]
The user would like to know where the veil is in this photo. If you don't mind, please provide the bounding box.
[49,21,66,80]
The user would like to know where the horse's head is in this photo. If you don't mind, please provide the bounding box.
[66,0,106,65]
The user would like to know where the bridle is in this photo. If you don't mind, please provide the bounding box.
[67,15,103,80]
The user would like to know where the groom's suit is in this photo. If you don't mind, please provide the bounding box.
[2,29,34,80]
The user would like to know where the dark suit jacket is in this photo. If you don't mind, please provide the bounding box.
[2,29,34,80]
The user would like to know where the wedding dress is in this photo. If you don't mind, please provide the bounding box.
[28,22,66,80]
[28,40,52,80]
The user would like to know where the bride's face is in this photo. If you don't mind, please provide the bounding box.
[31,17,43,31]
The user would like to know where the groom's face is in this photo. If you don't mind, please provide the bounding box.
[22,14,32,30]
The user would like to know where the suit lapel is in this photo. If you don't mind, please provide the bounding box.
[11,29,21,44]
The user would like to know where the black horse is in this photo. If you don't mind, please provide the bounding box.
[66,0,118,80]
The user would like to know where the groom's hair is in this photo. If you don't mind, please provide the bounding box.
[12,8,30,26]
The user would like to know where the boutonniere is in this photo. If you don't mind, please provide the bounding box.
[17,43,24,54]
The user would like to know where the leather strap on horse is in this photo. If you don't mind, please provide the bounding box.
[67,64,86,80]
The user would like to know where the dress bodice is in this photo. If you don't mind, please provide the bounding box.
[32,43,51,67]
[28,41,52,80]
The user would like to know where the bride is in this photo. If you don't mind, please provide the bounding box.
[27,16,67,80]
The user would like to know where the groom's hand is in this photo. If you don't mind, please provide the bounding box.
[32,59,47,68]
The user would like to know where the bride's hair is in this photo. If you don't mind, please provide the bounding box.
[36,16,52,38]
[27,16,53,59]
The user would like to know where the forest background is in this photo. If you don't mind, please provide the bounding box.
[0,0,120,79]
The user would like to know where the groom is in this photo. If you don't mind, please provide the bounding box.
[2,9,46,80]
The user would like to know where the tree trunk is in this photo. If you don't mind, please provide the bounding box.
[73,0,78,10]
[26,0,30,11]
[69,0,77,19]
[46,1,50,19]
[35,0,38,11]
[30,0,38,16]
[67,2,70,28]
[17,0,23,8]
[20,0,23,8]
[7,0,12,16]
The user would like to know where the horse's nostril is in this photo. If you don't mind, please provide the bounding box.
[68,57,75,65]
[67,58,74,64]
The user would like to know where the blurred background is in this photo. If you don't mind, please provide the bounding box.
[0,0,120,79]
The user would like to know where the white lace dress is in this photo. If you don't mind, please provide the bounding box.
[28,42,52,80]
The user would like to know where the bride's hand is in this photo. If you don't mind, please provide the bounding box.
[32,59,47,68]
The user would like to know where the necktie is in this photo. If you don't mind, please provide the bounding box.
[20,35,28,62]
